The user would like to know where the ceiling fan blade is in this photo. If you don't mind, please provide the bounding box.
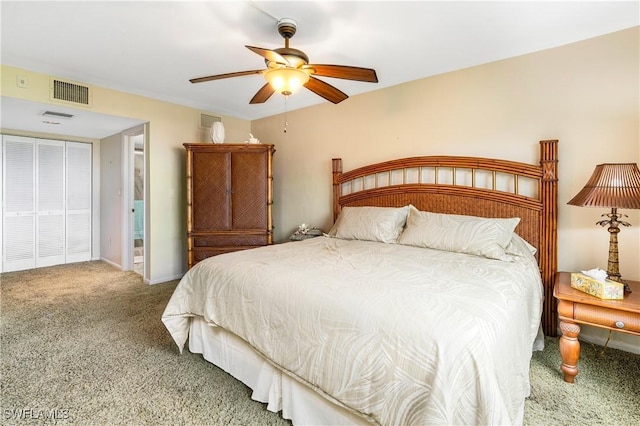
[246,45,290,66]
[190,70,263,84]
[250,83,276,104]
[304,77,349,104]
[306,64,378,83]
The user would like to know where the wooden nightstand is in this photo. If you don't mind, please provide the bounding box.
[553,271,640,383]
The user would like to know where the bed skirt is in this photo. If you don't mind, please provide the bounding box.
[188,317,369,425]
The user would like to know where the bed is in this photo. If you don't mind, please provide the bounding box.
[162,139,558,425]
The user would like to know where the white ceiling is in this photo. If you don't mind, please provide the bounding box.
[1,1,638,139]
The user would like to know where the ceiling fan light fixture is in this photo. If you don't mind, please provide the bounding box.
[265,68,309,96]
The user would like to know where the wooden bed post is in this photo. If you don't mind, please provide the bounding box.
[540,140,559,337]
[332,158,343,222]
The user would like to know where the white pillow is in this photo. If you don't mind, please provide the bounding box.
[505,234,538,257]
[328,206,410,243]
[397,205,520,261]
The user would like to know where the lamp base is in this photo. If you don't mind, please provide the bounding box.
[599,207,632,295]
[607,275,632,294]
[622,281,632,295]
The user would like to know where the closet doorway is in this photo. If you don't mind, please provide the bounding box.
[122,126,145,278]
[1,135,92,272]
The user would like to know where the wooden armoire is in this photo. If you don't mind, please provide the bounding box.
[184,143,274,269]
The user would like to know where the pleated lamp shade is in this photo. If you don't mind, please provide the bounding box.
[568,163,640,209]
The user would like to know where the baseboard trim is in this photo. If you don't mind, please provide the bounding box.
[96,258,182,285]
[99,257,121,270]
[147,273,183,285]
[579,329,640,354]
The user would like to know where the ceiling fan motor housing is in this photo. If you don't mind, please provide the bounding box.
[272,47,309,68]
[277,18,297,39]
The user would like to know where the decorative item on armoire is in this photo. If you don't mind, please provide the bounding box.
[567,162,640,294]
[210,121,225,144]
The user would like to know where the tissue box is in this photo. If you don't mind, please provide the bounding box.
[570,273,624,300]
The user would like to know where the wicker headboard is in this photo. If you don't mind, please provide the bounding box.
[332,140,558,336]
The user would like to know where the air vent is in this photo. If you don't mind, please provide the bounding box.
[200,113,221,128]
[50,77,92,107]
[42,111,74,119]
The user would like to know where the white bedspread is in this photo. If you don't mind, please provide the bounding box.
[162,236,543,425]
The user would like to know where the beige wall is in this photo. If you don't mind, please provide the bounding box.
[1,64,251,283]
[253,27,639,278]
[252,27,639,352]
[99,132,123,267]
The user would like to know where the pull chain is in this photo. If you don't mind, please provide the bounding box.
[283,95,289,133]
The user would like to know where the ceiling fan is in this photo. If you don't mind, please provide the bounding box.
[189,18,378,105]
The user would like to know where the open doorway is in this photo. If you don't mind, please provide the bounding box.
[122,125,145,279]
[133,137,144,275]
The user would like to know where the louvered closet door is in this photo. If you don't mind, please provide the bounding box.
[65,142,92,263]
[2,135,36,272]
[36,139,66,267]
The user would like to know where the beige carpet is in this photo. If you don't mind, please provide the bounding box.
[1,261,638,425]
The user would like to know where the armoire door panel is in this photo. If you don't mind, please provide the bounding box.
[231,152,267,229]
[192,151,231,231]
[193,234,269,247]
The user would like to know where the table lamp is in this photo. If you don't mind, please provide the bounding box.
[567,163,640,294]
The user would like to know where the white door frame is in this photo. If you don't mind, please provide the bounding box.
[0,135,3,273]
[121,125,145,275]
